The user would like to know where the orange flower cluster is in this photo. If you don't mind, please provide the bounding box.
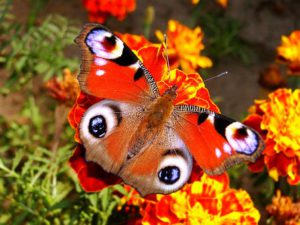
[45,68,80,106]
[267,190,300,225]
[82,0,136,23]
[156,20,212,73]
[191,0,228,8]
[258,64,286,90]
[116,33,153,51]
[216,0,228,8]
[244,88,300,185]
[277,30,300,75]
[123,174,260,225]
[158,69,220,112]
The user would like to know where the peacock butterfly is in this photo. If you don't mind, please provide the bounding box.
[74,23,265,196]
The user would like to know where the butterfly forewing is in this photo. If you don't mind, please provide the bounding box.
[75,23,159,102]
[173,105,264,175]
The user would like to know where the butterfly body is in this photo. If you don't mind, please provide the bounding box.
[75,24,265,196]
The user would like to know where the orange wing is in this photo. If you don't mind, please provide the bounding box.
[75,23,159,102]
[174,105,265,175]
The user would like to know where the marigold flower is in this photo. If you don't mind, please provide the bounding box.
[82,0,136,23]
[45,68,80,106]
[216,0,228,8]
[244,88,300,185]
[116,33,153,51]
[191,0,200,4]
[155,20,212,73]
[267,190,300,225]
[130,173,260,225]
[277,30,300,75]
[191,0,228,8]
[68,43,218,192]
[258,64,286,90]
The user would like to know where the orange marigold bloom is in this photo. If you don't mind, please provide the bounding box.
[82,0,136,23]
[69,44,218,192]
[191,0,200,4]
[116,33,153,51]
[191,0,228,8]
[216,0,228,8]
[244,88,300,185]
[267,190,300,225]
[155,20,212,73]
[136,173,260,225]
[258,64,286,90]
[45,68,80,106]
[277,30,300,75]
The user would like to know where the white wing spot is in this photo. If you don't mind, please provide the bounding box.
[95,58,107,66]
[215,148,222,158]
[224,143,232,154]
[208,115,215,124]
[96,70,105,76]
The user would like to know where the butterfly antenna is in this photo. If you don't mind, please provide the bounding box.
[204,71,228,82]
[163,34,171,75]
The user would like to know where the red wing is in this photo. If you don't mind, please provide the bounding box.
[174,106,265,175]
[75,23,159,102]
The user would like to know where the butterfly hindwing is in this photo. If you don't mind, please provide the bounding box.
[174,105,264,175]
[79,99,193,196]
[119,126,193,196]
[75,23,159,102]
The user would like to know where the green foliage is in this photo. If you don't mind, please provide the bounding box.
[202,13,253,63]
[0,7,79,94]
[191,2,253,64]
[0,98,129,225]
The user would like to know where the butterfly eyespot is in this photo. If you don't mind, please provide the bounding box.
[88,115,107,138]
[80,100,122,143]
[158,166,180,185]
[86,28,123,59]
[225,122,259,155]
[154,145,193,193]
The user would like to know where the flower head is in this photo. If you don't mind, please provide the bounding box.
[45,68,80,106]
[216,0,228,8]
[191,0,228,8]
[244,88,300,185]
[68,42,218,192]
[82,0,136,23]
[116,33,153,51]
[258,64,286,90]
[277,30,300,75]
[155,20,212,73]
[267,190,300,225]
[126,173,260,224]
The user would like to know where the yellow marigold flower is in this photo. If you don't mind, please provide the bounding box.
[139,174,260,225]
[244,88,300,185]
[45,68,80,106]
[267,190,300,225]
[216,0,228,8]
[191,0,200,4]
[155,20,212,73]
[277,30,300,75]
[191,0,228,8]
